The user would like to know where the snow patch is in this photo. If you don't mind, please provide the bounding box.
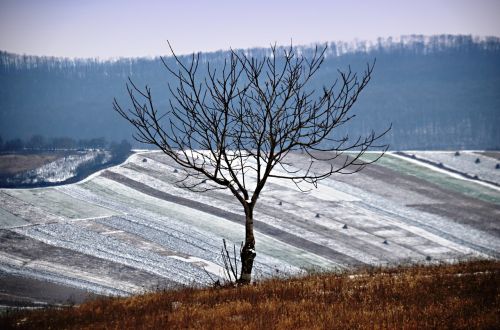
[169,256,225,277]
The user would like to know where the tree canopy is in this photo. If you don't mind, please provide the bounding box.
[114,42,389,283]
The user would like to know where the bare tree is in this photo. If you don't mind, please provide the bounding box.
[113,43,390,284]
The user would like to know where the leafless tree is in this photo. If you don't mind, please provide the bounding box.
[113,43,390,284]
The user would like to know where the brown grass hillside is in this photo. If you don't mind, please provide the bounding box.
[0,153,63,175]
[1,260,499,329]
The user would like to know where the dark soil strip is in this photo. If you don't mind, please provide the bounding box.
[0,271,102,307]
[101,171,366,266]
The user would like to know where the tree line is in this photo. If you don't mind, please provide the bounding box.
[1,34,499,150]
[2,35,498,73]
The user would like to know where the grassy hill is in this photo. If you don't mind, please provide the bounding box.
[1,260,498,329]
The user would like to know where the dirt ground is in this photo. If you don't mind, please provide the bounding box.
[0,271,102,308]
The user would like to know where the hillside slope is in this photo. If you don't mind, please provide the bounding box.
[1,260,499,329]
[0,151,499,307]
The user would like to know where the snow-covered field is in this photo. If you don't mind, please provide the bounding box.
[408,151,500,186]
[0,151,499,305]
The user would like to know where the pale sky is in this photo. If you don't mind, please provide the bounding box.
[0,0,499,59]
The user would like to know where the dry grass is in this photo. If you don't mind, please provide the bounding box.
[1,260,499,329]
[0,153,63,175]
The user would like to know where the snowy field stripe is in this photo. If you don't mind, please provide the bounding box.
[122,158,410,264]
[100,229,125,235]
[70,215,117,222]
[5,188,117,220]
[114,154,492,264]
[285,152,500,256]
[2,149,496,300]
[110,163,387,264]
[168,256,225,277]
[256,198,427,261]
[14,223,214,286]
[85,173,350,270]
[407,151,500,186]
[0,191,65,225]
[359,202,496,259]
[57,181,321,275]
[101,170,367,266]
[0,229,183,295]
[0,207,30,229]
[0,252,140,296]
[390,152,500,192]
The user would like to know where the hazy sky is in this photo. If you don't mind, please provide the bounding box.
[0,0,499,58]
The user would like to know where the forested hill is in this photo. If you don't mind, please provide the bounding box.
[1,35,499,150]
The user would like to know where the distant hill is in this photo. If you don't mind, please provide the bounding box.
[1,35,499,150]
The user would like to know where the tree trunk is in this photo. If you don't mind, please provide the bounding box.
[238,206,256,284]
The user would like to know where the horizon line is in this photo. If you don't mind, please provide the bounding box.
[1,34,499,62]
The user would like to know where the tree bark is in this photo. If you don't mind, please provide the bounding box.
[238,206,256,284]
